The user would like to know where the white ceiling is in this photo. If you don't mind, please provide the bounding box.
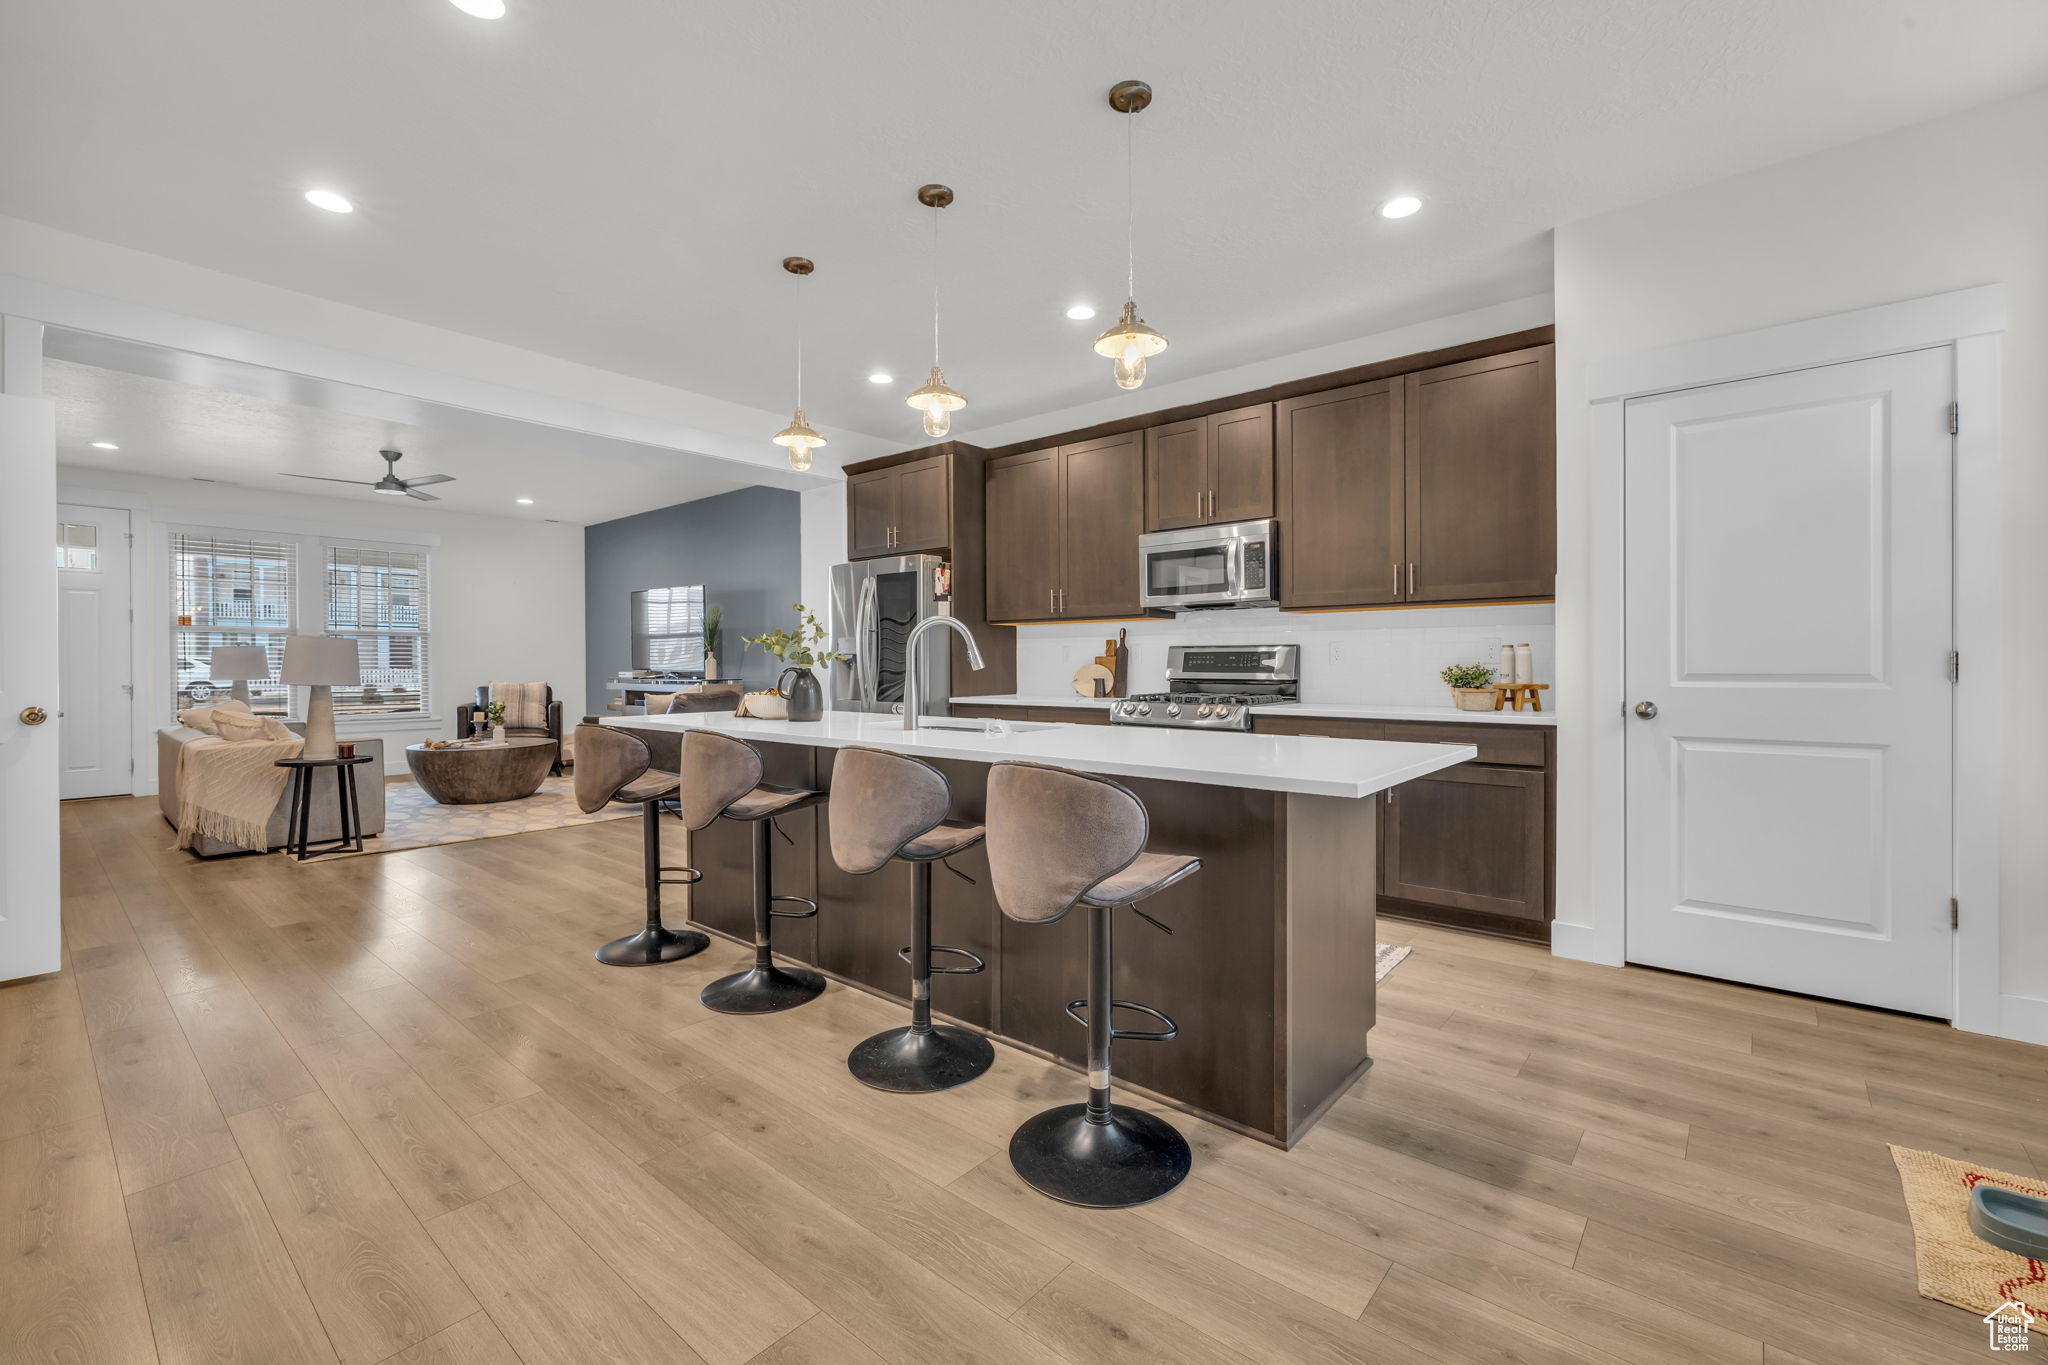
[6,1,2047,448]
[47,357,757,525]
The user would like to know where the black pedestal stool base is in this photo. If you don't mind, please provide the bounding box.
[595,925,709,967]
[1009,1102,1192,1209]
[847,1023,995,1093]
[699,963,826,1015]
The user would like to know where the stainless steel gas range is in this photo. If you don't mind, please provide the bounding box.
[1109,644,1300,731]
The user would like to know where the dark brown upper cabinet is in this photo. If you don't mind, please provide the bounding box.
[986,432,1146,622]
[1403,345,1555,602]
[1275,378,1406,609]
[1143,403,1274,533]
[846,453,950,559]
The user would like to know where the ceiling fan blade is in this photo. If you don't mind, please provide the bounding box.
[404,487,441,501]
[282,474,378,485]
[405,474,455,487]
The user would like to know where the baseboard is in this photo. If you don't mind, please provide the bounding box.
[1997,993,2048,1047]
[1548,920,1623,967]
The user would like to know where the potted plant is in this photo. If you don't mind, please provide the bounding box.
[702,602,724,680]
[1440,661,1498,712]
[743,604,849,722]
[485,698,507,741]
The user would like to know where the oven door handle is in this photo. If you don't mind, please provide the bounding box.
[856,576,879,704]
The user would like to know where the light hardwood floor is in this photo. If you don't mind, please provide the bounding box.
[5,792,2036,1363]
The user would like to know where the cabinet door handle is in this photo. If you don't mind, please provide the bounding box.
[1049,587,1056,615]
[1393,564,1401,595]
[1407,562,1416,595]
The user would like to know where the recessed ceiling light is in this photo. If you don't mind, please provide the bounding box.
[449,0,506,16]
[1379,195,1423,220]
[90,441,119,450]
[867,372,893,385]
[1065,304,1097,321]
[304,188,354,214]
[516,497,534,504]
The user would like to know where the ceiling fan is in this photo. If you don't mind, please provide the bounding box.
[283,448,454,501]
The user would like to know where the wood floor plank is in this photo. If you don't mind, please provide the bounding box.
[70,938,179,1037]
[463,1003,704,1162]
[1011,1264,1251,1365]
[376,1312,523,1365]
[92,1018,240,1194]
[743,1314,880,1365]
[345,982,541,1116]
[1358,1262,1638,1365]
[469,1092,813,1365]
[297,1029,519,1221]
[0,1118,159,1365]
[359,928,526,1019]
[0,987,104,1139]
[127,1159,340,1364]
[1134,1169,1389,1316]
[169,980,320,1116]
[127,910,242,997]
[645,1133,1070,1365]
[230,1093,480,1365]
[204,895,372,1048]
[274,917,410,995]
[425,1182,703,1365]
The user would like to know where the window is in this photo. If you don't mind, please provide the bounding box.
[325,543,431,718]
[56,522,99,571]
[170,531,294,714]
[631,584,704,673]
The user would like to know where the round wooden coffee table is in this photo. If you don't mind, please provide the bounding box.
[404,737,556,805]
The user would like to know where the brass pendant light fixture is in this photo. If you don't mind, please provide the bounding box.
[1094,80,1169,390]
[905,183,968,439]
[772,256,826,471]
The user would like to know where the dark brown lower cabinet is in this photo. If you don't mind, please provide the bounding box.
[1382,763,1546,928]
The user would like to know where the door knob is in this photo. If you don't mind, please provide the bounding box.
[1634,701,1658,719]
[18,706,49,726]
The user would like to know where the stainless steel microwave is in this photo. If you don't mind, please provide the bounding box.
[1137,519,1278,611]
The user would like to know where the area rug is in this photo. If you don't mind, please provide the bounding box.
[302,774,635,860]
[1890,1145,2047,1337]
[1375,943,1412,981]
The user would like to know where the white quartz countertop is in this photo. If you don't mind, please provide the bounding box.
[603,710,1473,800]
[949,693,1555,727]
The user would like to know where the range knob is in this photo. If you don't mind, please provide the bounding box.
[1166,704,1181,718]
[1116,702,1135,717]
[1136,703,1152,717]
[1196,704,1213,718]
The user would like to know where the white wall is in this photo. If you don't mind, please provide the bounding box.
[1552,89,2048,1002]
[60,472,584,782]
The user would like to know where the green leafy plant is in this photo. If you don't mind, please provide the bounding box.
[744,604,849,673]
[1439,661,1496,690]
[702,602,723,659]
[485,699,507,728]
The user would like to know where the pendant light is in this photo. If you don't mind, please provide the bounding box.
[905,184,967,439]
[772,256,826,471]
[1094,80,1169,390]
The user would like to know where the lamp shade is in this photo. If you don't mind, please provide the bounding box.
[281,635,360,686]
[211,645,271,682]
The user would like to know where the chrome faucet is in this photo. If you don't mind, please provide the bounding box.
[901,615,984,730]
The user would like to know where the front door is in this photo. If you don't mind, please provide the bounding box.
[1624,346,1955,1017]
[0,391,62,982]
[57,503,134,798]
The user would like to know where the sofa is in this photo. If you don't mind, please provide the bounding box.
[157,724,387,857]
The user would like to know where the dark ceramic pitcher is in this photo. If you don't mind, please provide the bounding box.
[777,666,824,722]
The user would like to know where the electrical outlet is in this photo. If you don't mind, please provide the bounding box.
[1328,640,1343,663]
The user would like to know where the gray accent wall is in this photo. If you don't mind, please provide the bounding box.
[584,486,803,712]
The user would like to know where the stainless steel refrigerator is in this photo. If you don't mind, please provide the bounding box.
[828,555,953,716]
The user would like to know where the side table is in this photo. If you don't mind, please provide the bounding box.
[275,755,375,861]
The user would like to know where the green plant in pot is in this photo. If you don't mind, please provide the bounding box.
[484,698,507,739]
[744,604,848,722]
[702,602,723,679]
[1440,661,1498,712]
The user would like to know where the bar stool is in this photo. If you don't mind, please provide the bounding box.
[828,746,994,1093]
[682,729,829,1014]
[573,724,709,967]
[986,760,1201,1208]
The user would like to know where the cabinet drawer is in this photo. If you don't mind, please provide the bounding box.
[1253,715,1385,741]
[1030,706,1111,726]
[1380,721,1547,768]
[949,704,1031,721]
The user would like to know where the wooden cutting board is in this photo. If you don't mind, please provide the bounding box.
[1071,663,1116,698]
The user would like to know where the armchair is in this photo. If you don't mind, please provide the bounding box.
[457,682,565,773]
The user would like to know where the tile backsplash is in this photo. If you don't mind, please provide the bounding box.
[1013,604,1556,707]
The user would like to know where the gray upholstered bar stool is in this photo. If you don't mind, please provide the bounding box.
[573,724,710,967]
[682,729,830,1014]
[985,760,1201,1208]
[828,746,994,1093]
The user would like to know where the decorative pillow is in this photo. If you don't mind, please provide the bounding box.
[175,706,221,735]
[212,709,274,742]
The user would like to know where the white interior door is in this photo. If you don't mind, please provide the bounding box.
[57,503,134,799]
[0,392,63,982]
[1624,346,1955,1017]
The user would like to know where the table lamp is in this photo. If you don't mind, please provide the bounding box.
[210,645,270,706]
[282,635,359,760]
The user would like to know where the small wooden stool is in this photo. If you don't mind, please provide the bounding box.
[1491,683,1549,712]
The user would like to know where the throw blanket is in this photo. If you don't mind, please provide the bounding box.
[490,681,548,731]
[174,734,303,852]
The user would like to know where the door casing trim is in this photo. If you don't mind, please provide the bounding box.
[1570,284,2008,1040]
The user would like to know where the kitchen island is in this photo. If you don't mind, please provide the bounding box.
[603,710,1472,1146]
